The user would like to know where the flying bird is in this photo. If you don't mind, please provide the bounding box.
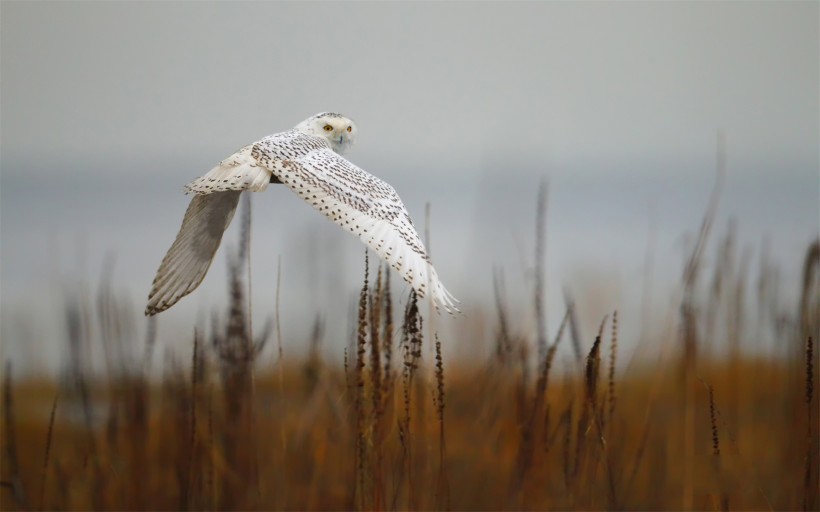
[145,112,458,315]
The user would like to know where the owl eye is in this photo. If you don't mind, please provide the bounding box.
[323,124,333,132]
[346,126,352,132]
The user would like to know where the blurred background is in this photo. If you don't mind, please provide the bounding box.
[2,1,818,373]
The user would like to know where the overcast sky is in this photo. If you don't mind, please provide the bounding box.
[3,1,817,172]
[1,1,818,372]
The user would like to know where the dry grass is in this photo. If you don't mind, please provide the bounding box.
[1,339,817,510]
[2,340,816,511]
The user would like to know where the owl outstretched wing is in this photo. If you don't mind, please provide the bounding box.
[264,144,459,313]
[145,191,242,315]
[145,145,274,315]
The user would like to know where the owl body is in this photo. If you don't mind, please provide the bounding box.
[146,113,457,315]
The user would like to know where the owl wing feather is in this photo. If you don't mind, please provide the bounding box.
[185,144,272,194]
[145,190,242,315]
[263,143,458,313]
[146,145,277,315]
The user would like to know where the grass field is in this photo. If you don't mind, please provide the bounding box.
[2,189,818,511]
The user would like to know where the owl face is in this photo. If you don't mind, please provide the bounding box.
[296,112,357,154]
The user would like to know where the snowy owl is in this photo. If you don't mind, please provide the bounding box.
[145,112,458,315]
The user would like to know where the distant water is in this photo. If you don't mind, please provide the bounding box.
[1,154,817,374]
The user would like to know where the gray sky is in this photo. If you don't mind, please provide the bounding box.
[1,1,818,372]
[3,1,817,172]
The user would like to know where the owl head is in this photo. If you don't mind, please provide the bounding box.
[295,112,357,154]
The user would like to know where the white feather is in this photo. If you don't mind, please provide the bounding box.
[185,145,271,195]
[145,191,241,315]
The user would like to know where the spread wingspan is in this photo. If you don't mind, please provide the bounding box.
[146,118,458,315]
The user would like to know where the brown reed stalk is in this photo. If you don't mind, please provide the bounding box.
[104,386,120,466]
[510,306,572,501]
[382,263,394,399]
[705,382,729,512]
[586,323,617,508]
[354,251,369,510]
[2,362,28,509]
[681,131,725,510]
[513,342,530,457]
[624,406,653,501]
[344,348,352,395]
[406,290,423,506]
[273,256,288,508]
[434,335,450,510]
[586,323,605,409]
[273,256,284,365]
[275,255,284,366]
[369,265,386,510]
[563,288,584,364]
[597,399,617,508]
[127,318,153,508]
[492,268,513,364]
[169,355,192,512]
[572,319,617,508]
[572,397,589,487]
[572,333,602,485]
[541,403,552,452]
[705,380,721,493]
[96,254,124,377]
[370,268,384,418]
[708,385,720,457]
[560,399,574,491]
[185,330,204,510]
[538,308,571,428]
[608,310,618,427]
[681,299,697,511]
[534,179,549,361]
[39,390,58,511]
[64,298,103,506]
[206,381,215,511]
[402,291,423,395]
[702,383,774,511]
[199,331,215,511]
[304,315,323,393]
[682,131,725,292]
[394,290,422,511]
[807,336,814,408]
[211,251,265,509]
[370,265,384,396]
[804,336,816,512]
[435,345,447,417]
[536,307,571,412]
[394,421,407,512]
[50,460,68,510]
[799,241,819,340]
